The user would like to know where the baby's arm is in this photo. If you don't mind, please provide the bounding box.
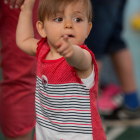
[55,35,92,71]
[16,0,38,56]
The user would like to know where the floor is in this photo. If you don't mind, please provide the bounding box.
[105,126,140,140]
[0,0,140,139]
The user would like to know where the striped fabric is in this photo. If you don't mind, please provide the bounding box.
[35,38,106,140]
[36,77,92,134]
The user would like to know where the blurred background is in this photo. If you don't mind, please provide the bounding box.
[97,0,140,139]
[0,0,140,139]
[101,0,140,95]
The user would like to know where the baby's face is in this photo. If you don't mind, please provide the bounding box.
[42,1,92,48]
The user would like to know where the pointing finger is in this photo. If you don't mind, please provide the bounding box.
[63,35,68,42]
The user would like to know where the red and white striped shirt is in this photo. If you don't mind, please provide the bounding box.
[35,38,106,140]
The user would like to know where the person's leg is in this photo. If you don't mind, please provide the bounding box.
[111,48,139,109]
[96,0,140,126]
[0,0,39,139]
[111,48,136,92]
[107,0,139,110]
[86,0,140,121]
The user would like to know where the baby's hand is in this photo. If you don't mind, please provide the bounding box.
[20,0,35,11]
[55,35,74,58]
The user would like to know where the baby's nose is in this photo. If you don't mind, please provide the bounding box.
[64,19,73,29]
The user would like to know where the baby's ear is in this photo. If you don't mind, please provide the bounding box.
[86,22,92,38]
[36,21,47,38]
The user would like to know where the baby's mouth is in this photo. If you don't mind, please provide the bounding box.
[62,34,75,38]
[68,35,74,38]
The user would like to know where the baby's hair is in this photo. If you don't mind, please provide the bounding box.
[38,0,92,23]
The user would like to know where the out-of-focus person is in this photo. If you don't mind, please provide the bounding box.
[0,0,40,139]
[85,0,140,126]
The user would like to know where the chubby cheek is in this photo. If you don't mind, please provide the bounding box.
[77,29,88,43]
[46,29,60,42]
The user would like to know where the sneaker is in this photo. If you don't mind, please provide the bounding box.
[102,106,140,126]
[98,84,123,115]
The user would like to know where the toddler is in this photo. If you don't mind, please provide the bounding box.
[16,0,106,139]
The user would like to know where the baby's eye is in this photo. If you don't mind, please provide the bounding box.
[54,17,63,22]
[74,18,82,22]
